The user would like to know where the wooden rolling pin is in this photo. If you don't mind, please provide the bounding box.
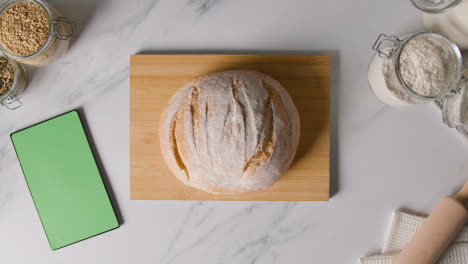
[395,182,468,264]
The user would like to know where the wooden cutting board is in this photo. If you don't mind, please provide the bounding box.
[130,54,330,201]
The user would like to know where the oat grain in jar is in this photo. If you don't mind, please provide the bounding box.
[0,55,27,110]
[0,0,75,66]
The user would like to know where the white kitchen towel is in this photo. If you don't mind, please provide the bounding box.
[359,253,396,264]
[359,211,468,264]
[359,244,468,264]
[383,211,468,253]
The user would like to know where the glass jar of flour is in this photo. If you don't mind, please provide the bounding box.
[368,32,463,107]
[368,32,468,127]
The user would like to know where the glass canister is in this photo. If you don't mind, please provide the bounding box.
[411,0,462,13]
[0,0,76,66]
[0,55,27,110]
[368,32,463,107]
[439,52,468,127]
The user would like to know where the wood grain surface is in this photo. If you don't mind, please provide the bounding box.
[130,54,330,201]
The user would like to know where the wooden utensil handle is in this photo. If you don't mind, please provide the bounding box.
[395,197,468,264]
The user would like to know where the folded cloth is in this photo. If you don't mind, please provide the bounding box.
[383,212,468,253]
[359,245,468,264]
[359,253,396,264]
[359,211,468,264]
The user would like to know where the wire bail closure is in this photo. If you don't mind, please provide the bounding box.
[53,17,76,40]
[372,33,402,59]
[2,94,22,110]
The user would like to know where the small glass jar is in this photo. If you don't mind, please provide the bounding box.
[0,56,27,110]
[0,0,75,66]
[368,32,463,107]
[411,0,462,13]
[439,53,468,128]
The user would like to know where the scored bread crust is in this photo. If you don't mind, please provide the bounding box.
[159,70,300,194]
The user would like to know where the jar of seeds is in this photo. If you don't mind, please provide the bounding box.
[0,0,75,66]
[0,55,26,109]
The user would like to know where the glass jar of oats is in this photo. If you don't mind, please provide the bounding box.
[0,55,27,110]
[0,0,75,66]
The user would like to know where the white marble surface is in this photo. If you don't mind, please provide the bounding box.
[1,0,468,263]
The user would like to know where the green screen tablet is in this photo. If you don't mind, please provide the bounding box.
[11,111,119,250]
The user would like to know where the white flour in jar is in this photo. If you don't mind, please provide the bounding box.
[399,37,446,96]
[368,50,416,107]
[368,37,446,107]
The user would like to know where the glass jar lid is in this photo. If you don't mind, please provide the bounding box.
[411,0,462,13]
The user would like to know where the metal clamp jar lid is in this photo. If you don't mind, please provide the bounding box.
[0,0,76,66]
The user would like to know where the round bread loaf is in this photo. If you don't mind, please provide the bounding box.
[159,71,300,194]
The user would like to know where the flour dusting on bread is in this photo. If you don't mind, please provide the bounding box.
[160,71,300,194]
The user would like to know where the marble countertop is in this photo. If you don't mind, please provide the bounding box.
[2,0,468,263]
